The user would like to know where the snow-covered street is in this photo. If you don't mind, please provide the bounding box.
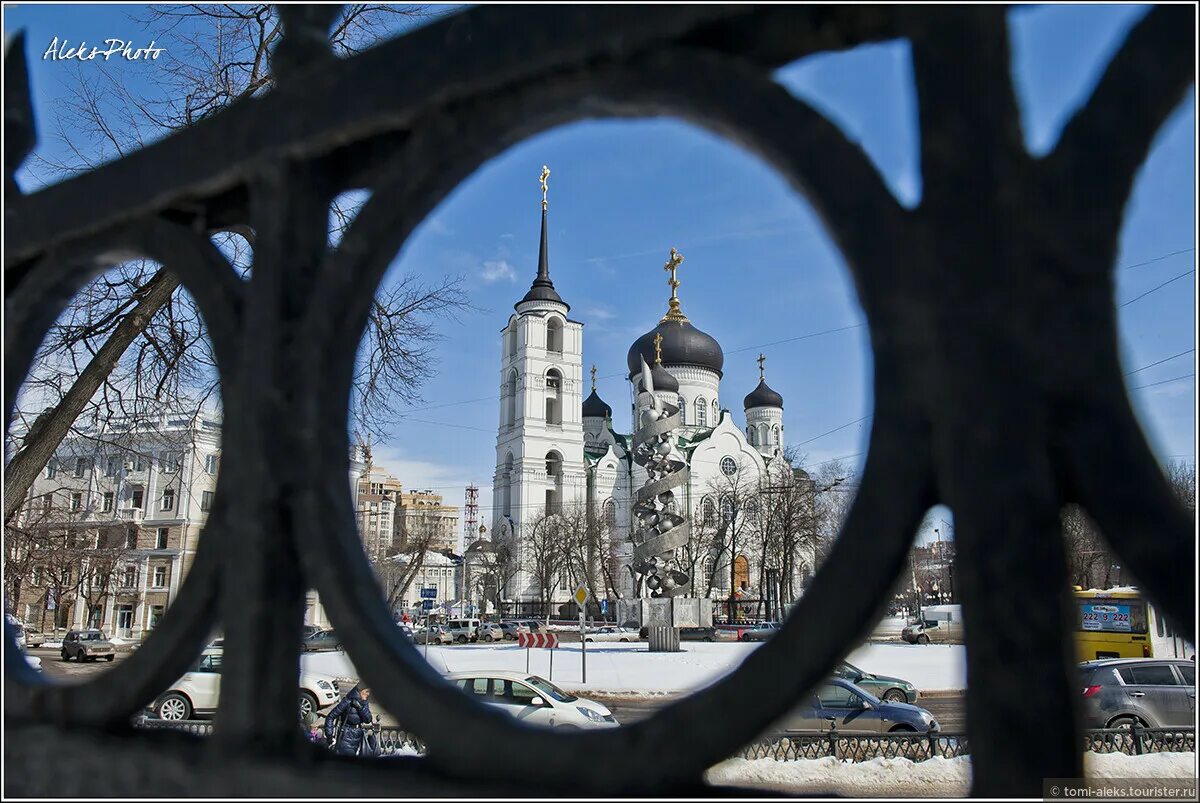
[302,638,967,696]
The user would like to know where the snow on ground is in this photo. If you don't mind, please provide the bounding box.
[303,639,966,696]
[706,752,1196,797]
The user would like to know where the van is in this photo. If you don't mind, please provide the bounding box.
[445,618,480,643]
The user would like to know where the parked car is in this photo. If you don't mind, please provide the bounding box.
[1079,658,1196,729]
[476,622,504,642]
[833,660,918,704]
[498,621,528,640]
[301,629,343,652]
[901,614,964,644]
[740,622,782,642]
[61,629,116,662]
[448,671,618,729]
[19,623,46,648]
[711,628,741,642]
[584,626,639,643]
[779,678,939,734]
[152,647,343,721]
[397,623,415,640]
[413,626,453,645]
[445,619,481,644]
[679,627,719,642]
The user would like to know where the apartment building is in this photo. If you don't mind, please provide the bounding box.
[395,488,460,554]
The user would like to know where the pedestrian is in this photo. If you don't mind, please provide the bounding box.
[324,685,378,757]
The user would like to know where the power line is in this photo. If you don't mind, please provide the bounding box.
[1119,269,1195,308]
[1129,373,1194,391]
[1124,349,1195,376]
[793,415,872,447]
[725,323,866,355]
[1118,247,1194,271]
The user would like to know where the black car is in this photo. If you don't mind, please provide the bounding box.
[679,627,719,642]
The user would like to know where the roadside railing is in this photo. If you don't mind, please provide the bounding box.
[132,718,1193,763]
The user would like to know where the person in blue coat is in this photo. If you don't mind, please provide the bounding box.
[324,686,378,757]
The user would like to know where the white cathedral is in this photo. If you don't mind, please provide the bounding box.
[490,169,807,607]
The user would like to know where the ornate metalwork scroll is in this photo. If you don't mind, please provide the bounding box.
[3,4,1194,798]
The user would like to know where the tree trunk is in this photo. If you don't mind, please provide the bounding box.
[4,269,181,525]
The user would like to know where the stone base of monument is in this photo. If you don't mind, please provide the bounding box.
[615,597,712,653]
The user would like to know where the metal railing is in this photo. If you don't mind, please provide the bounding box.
[133,718,1194,763]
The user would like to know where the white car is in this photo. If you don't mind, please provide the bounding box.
[153,647,343,721]
[583,626,639,643]
[447,670,618,729]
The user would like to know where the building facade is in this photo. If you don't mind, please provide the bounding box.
[491,173,814,609]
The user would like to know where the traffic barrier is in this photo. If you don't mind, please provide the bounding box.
[517,632,559,649]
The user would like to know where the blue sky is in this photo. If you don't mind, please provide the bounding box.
[5,5,1195,544]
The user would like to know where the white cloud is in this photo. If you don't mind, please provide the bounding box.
[584,306,616,322]
[480,259,517,283]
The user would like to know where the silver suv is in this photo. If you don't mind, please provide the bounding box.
[62,629,116,662]
[1079,658,1196,729]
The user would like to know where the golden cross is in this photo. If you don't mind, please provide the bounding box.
[758,353,766,381]
[653,332,664,365]
[663,247,684,298]
[539,165,550,210]
[659,247,689,324]
[590,364,597,391]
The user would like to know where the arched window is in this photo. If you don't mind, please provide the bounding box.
[720,495,734,522]
[747,426,756,446]
[758,423,768,447]
[546,317,563,354]
[733,555,750,591]
[772,425,781,447]
[713,400,719,421]
[701,497,716,525]
[502,453,514,517]
[694,396,708,427]
[603,498,616,528]
[677,395,686,424]
[506,326,517,359]
[545,368,563,425]
[545,451,562,515]
[505,370,518,426]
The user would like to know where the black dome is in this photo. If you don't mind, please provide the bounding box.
[582,389,612,419]
[637,362,680,394]
[744,379,784,410]
[627,320,723,378]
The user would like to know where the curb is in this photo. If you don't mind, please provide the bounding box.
[918,689,967,699]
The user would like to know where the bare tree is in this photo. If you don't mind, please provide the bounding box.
[1166,459,1196,513]
[807,459,856,569]
[522,508,567,623]
[7,5,468,530]
[703,460,761,618]
[373,513,441,615]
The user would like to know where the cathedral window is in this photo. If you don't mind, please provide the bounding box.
[505,370,518,426]
[720,456,738,476]
[747,427,756,446]
[713,400,719,420]
[545,369,563,425]
[701,497,716,525]
[603,499,616,528]
[695,397,707,427]
[546,318,563,353]
[677,395,686,424]
[772,425,781,447]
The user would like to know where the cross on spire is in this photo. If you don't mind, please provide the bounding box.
[660,247,689,323]
[758,353,766,381]
[590,363,597,391]
[539,165,550,211]
[653,332,664,365]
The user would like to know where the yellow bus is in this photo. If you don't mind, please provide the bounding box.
[1073,588,1194,662]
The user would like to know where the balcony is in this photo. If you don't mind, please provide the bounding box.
[117,508,144,522]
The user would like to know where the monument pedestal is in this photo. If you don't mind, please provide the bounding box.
[616,597,713,652]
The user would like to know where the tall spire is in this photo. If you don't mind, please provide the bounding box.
[660,247,689,323]
[517,164,567,310]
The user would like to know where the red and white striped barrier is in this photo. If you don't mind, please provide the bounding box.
[517,632,559,649]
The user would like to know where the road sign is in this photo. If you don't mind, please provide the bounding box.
[573,585,589,606]
[517,632,559,649]
[419,587,437,599]
[421,599,434,610]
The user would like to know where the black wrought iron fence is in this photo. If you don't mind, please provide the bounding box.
[132,719,1193,763]
[5,3,1194,798]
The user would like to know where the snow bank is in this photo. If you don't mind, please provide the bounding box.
[707,755,971,796]
[706,752,1196,796]
[42,641,62,649]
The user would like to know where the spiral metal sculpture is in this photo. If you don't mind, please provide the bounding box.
[630,357,692,598]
